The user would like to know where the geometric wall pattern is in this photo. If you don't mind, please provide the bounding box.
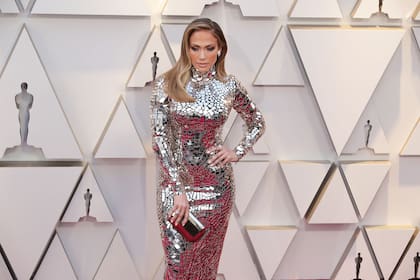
[290,27,405,155]
[401,117,420,156]
[342,109,390,155]
[161,23,185,61]
[0,251,13,280]
[253,26,304,86]
[0,166,83,279]
[0,0,420,279]
[352,0,419,19]
[308,167,358,224]
[163,0,218,16]
[0,0,19,14]
[0,27,82,160]
[247,226,297,279]
[232,161,270,215]
[56,221,117,280]
[218,215,260,279]
[416,9,420,20]
[127,26,173,88]
[341,161,390,218]
[393,231,420,279]
[289,0,343,18]
[93,96,146,159]
[225,0,279,17]
[333,230,380,279]
[276,225,356,279]
[31,0,152,16]
[279,160,331,218]
[20,0,31,10]
[251,134,270,154]
[34,234,77,280]
[90,231,141,280]
[365,226,416,279]
[61,165,114,222]
[0,21,21,72]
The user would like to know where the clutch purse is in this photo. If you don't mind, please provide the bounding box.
[171,212,206,242]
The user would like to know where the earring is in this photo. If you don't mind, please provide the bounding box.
[217,50,221,57]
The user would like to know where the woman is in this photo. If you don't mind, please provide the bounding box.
[151,18,265,279]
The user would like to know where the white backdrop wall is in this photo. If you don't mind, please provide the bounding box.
[1,0,420,279]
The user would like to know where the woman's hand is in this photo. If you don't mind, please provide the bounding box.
[170,193,189,226]
[207,145,239,167]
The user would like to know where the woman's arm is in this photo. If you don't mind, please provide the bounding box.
[151,77,189,225]
[231,76,265,160]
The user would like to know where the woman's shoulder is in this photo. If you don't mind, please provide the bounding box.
[151,75,170,104]
[223,74,247,94]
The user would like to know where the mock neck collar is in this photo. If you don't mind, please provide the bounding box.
[191,65,216,84]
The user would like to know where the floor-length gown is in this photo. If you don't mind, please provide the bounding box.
[151,67,265,280]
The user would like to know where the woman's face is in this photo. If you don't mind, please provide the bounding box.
[188,30,220,73]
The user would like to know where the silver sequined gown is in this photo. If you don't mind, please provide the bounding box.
[151,67,265,280]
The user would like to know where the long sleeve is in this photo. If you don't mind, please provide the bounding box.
[231,76,265,160]
[150,77,184,194]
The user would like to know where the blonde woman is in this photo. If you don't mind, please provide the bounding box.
[151,18,265,280]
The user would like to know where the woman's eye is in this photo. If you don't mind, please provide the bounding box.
[207,47,215,51]
[191,47,198,51]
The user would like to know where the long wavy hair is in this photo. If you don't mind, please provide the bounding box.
[164,18,228,102]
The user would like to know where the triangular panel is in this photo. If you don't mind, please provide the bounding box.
[252,134,270,154]
[222,111,237,142]
[34,234,77,280]
[280,161,330,218]
[62,166,114,222]
[366,226,415,279]
[0,22,21,76]
[0,0,19,13]
[352,0,418,19]
[163,0,218,16]
[161,24,185,61]
[290,0,343,18]
[218,215,260,279]
[57,222,117,280]
[416,8,420,20]
[276,225,356,279]
[20,0,30,10]
[94,96,146,158]
[127,26,172,88]
[290,27,404,154]
[254,26,304,86]
[309,168,358,223]
[334,230,379,279]
[93,160,161,280]
[226,0,279,17]
[342,110,389,154]
[0,166,83,280]
[94,231,141,280]
[393,231,420,279]
[413,27,420,48]
[0,249,12,280]
[0,27,82,159]
[152,258,165,280]
[241,163,297,226]
[247,226,297,279]
[341,161,390,218]
[232,161,270,215]
[401,118,420,156]
[31,0,151,15]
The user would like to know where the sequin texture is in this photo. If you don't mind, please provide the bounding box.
[151,68,265,280]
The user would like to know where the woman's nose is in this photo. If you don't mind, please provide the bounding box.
[199,50,206,59]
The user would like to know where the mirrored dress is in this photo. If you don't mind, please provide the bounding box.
[151,68,265,280]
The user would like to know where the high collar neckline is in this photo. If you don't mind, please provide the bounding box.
[191,65,216,84]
